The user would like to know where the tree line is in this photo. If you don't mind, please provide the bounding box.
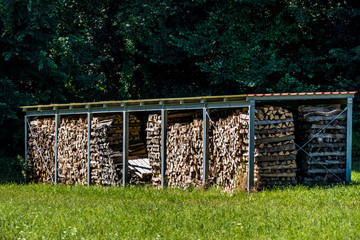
[0,0,359,158]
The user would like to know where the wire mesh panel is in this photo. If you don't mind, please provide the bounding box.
[296,105,347,184]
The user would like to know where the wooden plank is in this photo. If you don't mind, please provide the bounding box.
[303,109,342,118]
[307,124,346,130]
[255,127,295,134]
[308,133,346,139]
[300,105,341,113]
[256,163,296,170]
[258,173,296,177]
[254,118,294,126]
[256,143,296,153]
[306,143,346,148]
[129,158,151,169]
[307,160,345,165]
[309,152,345,157]
[255,135,295,144]
[307,169,345,174]
[302,114,346,122]
[254,155,297,162]
[261,180,297,186]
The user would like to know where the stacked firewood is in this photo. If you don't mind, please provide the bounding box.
[209,107,297,189]
[166,119,204,187]
[209,110,248,190]
[89,115,123,185]
[27,117,56,183]
[57,116,89,185]
[296,105,346,184]
[146,108,297,190]
[27,114,147,185]
[146,114,162,186]
[251,106,298,187]
[146,112,200,187]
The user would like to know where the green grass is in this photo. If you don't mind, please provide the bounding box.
[1,171,360,240]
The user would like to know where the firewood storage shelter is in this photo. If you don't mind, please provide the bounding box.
[21,91,356,190]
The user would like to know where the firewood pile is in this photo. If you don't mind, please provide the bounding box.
[166,119,204,187]
[209,110,248,190]
[209,106,297,189]
[296,105,346,184]
[146,112,200,187]
[146,107,297,190]
[27,114,148,185]
[251,106,298,187]
[146,114,162,186]
[26,117,55,183]
[26,103,348,189]
[89,115,123,186]
[56,115,88,185]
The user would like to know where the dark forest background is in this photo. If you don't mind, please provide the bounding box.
[1,0,359,179]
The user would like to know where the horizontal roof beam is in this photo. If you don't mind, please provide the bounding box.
[247,93,355,101]
[23,101,251,116]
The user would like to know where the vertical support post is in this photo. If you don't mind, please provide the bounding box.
[24,115,28,183]
[87,112,92,186]
[346,97,353,184]
[247,100,255,191]
[123,111,129,186]
[161,109,168,188]
[202,108,209,184]
[54,113,60,184]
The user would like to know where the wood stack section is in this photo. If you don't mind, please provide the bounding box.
[251,106,297,187]
[146,112,201,187]
[209,111,248,190]
[89,115,123,186]
[296,105,346,184]
[26,117,55,183]
[146,107,297,190]
[57,116,88,185]
[166,119,203,187]
[146,114,162,186]
[27,114,147,185]
[209,107,297,189]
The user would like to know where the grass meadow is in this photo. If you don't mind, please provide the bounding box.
[1,168,360,239]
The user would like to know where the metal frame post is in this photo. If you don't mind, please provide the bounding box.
[123,111,129,186]
[24,115,28,183]
[54,114,60,184]
[87,112,92,186]
[346,98,353,183]
[247,100,255,191]
[202,108,209,184]
[161,109,168,188]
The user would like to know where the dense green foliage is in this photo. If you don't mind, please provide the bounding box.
[0,0,359,158]
[1,169,360,239]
